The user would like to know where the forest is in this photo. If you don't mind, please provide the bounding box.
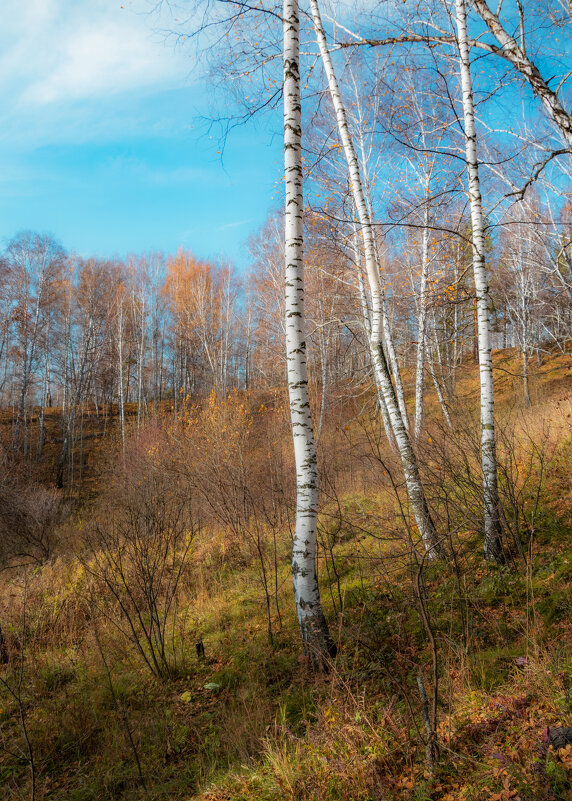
[0,0,571,799]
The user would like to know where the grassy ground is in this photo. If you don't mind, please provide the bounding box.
[0,347,571,800]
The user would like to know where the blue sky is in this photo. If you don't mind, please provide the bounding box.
[0,0,283,269]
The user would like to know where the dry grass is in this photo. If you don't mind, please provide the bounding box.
[0,346,570,800]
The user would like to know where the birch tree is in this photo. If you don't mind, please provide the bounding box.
[6,232,65,453]
[284,0,335,663]
[308,0,445,559]
[388,68,456,439]
[455,0,503,562]
[469,0,572,150]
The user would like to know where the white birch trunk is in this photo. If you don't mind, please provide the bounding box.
[357,139,410,434]
[471,0,572,148]
[455,0,503,562]
[380,278,410,433]
[522,342,531,407]
[414,200,430,440]
[284,0,334,663]
[38,347,48,457]
[310,0,443,558]
[117,298,126,458]
[353,228,396,450]
[315,291,328,444]
[451,247,460,396]
[134,292,146,432]
[427,326,454,432]
[14,275,44,450]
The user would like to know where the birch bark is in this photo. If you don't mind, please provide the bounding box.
[352,226,396,450]
[414,198,430,440]
[470,0,572,149]
[117,295,126,459]
[427,320,454,431]
[455,0,503,562]
[13,272,44,451]
[284,0,334,664]
[355,117,410,433]
[309,0,444,559]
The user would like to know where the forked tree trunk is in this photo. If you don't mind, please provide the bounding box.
[354,115,410,434]
[284,0,334,666]
[455,0,503,562]
[309,0,444,559]
[359,171,410,433]
[380,273,410,433]
[352,228,396,450]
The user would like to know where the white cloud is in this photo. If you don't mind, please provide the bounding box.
[1,0,188,109]
[217,219,253,231]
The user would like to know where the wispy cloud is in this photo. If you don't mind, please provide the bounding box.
[0,0,278,265]
[101,153,222,186]
[1,0,186,109]
[217,219,254,231]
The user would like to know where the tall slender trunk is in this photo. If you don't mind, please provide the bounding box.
[380,284,410,432]
[455,0,503,562]
[58,315,95,491]
[117,299,126,458]
[222,274,232,395]
[353,228,396,450]
[451,246,460,396]
[38,344,50,458]
[158,324,164,403]
[517,260,532,408]
[427,323,453,432]
[315,291,328,444]
[310,0,443,559]
[14,289,42,450]
[134,293,146,432]
[414,198,431,440]
[244,291,252,390]
[284,0,334,664]
[357,136,410,433]
[522,342,531,407]
[173,337,179,420]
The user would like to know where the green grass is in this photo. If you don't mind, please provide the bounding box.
[1,349,572,800]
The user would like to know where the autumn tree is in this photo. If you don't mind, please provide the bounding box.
[5,231,66,454]
[162,251,239,401]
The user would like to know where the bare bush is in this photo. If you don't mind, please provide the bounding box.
[82,442,197,679]
[173,392,292,644]
[0,450,64,568]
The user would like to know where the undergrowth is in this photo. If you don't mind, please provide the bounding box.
[0,349,571,801]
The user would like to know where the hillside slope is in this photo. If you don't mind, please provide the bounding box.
[0,347,571,801]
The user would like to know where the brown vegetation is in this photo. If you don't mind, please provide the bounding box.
[0,346,570,800]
